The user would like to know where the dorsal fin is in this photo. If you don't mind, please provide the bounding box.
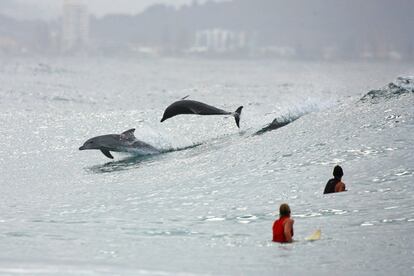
[120,128,136,140]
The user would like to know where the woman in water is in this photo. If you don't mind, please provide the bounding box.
[272,203,294,243]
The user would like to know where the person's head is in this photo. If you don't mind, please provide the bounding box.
[333,165,344,180]
[279,203,291,217]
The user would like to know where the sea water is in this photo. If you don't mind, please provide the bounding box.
[0,58,413,275]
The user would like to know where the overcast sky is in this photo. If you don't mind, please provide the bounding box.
[2,0,220,20]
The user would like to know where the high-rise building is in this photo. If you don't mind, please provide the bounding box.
[61,0,89,53]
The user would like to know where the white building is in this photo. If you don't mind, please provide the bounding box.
[61,0,89,53]
[192,29,247,53]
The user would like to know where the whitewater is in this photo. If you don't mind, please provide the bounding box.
[0,58,413,275]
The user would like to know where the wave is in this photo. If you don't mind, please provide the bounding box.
[86,142,202,174]
[252,96,333,136]
[360,76,414,103]
[254,113,302,135]
[87,155,157,173]
[161,142,203,154]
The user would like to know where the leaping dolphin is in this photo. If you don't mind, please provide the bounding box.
[79,128,159,159]
[160,100,243,128]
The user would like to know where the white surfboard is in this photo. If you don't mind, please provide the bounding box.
[305,229,321,241]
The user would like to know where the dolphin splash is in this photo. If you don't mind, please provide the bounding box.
[79,128,159,159]
[160,99,243,128]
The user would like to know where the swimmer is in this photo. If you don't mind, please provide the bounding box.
[323,165,347,194]
[272,203,294,243]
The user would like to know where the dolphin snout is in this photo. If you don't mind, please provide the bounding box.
[79,145,85,150]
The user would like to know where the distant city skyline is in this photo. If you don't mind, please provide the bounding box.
[1,0,412,60]
[0,0,227,20]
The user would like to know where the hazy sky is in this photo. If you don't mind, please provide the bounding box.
[2,0,219,20]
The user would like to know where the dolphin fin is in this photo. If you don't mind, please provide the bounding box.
[121,128,136,140]
[233,106,243,128]
[100,149,114,159]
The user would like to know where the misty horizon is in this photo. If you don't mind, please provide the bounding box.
[0,0,225,20]
[0,0,413,60]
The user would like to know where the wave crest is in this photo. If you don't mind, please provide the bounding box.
[254,114,301,135]
[360,76,414,102]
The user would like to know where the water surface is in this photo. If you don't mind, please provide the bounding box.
[0,58,413,275]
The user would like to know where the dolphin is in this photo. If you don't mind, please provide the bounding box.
[160,100,243,128]
[79,128,159,159]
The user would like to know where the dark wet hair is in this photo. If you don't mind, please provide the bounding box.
[279,203,291,217]
[333,165,344,179]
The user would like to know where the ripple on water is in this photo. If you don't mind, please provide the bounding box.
[123,227,201,237]
[394,170,412,176]
[370,168,413,184]
[295,209,348,218]
[86,155,156,174]
[4,232,31,237]
[384,206,399,210]
[199,213,265,224]
[44,234,76,241]
[236,215,258,224]
[143,229,199,237]
[360,217,413,227]
[359,187,392,194]
[204,217,226,222]
[294,212,322,218]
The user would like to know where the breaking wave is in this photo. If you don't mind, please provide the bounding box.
[360,76,414,103]
[254,114,302,135]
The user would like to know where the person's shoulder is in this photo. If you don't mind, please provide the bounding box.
[335,181,346,192]
[284,217,294,224]
[326,178,336,186]
[324,178,337,193]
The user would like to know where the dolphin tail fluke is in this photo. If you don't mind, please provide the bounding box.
[233,106,243,128]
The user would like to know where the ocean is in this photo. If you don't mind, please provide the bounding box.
[0,58,413,275]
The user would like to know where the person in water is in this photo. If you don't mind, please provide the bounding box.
[323,165,347,194]
[272,203,294,243]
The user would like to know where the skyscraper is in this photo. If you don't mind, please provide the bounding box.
[61,0,89,53]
